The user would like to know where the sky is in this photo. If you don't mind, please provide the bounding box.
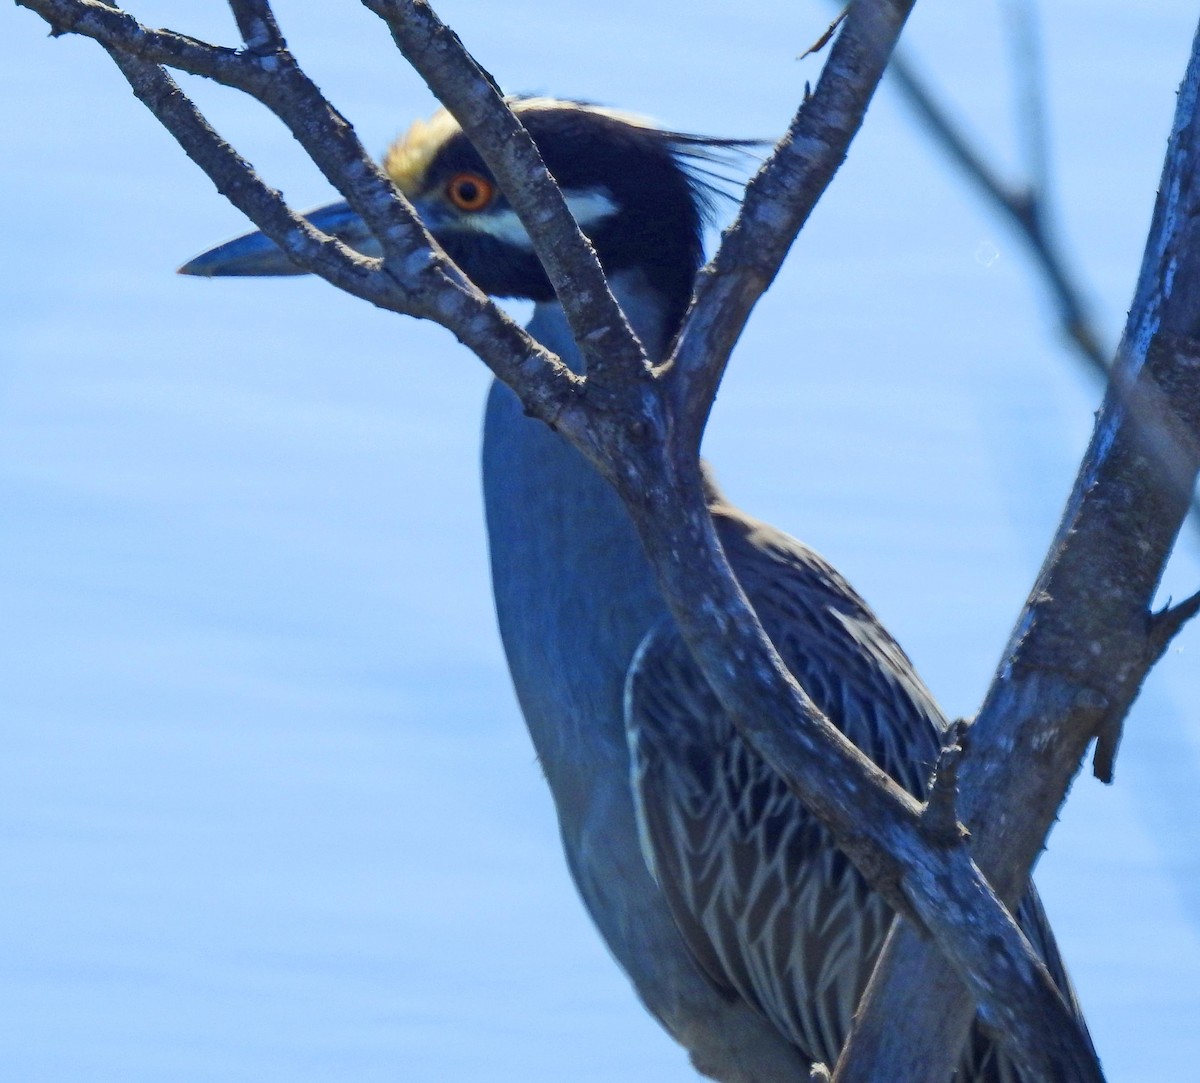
[3,2,1200,1080]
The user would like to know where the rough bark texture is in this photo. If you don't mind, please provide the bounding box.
[14,1,1200,1078]
[833,18,1200,1081]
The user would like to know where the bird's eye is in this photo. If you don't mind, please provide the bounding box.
[445,172,495,212]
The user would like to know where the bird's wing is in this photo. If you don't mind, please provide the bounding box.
[628,619,893,1064]
[627,504,1086,1071]
[626,506,945,1063]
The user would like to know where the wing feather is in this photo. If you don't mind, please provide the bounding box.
[627,504,1089,1075]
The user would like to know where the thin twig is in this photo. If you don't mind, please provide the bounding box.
[100,46,382,300]
[1000,0,1052,200]
[16,0,587,435]
[920,718,969,848]
[834,22,1200,1079]
[887,50,1110,380]
[800,8,847,60]
[1149,589,1200,657]
[17,0,416,263]
[891,37,1200,544]
[12,3,1148,1077]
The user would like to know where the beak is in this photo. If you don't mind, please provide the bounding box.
[177,200,381,277]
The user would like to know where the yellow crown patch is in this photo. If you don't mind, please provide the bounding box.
[383,107,463,196]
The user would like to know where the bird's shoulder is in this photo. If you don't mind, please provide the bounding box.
[699,498,947,786]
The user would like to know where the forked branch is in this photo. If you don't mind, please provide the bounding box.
[17,2,1189,1080]
[834,19,1200,1080]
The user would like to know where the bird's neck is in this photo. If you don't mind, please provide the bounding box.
[527,267,677,372]
[481,271,676,807]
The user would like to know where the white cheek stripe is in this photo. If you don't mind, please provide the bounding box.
[463,188,618,248]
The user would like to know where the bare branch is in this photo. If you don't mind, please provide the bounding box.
[358,5,1105,1068]
[351,5,1107,1067]
[668,0,918,453]
[834,19,1200,1080]
[363,0,647,396]
[30,0,260,82]
[99,47,382,301]
[14,2,1151,1076]
[920,718,969,849]
[999,0,1052,199]
[890,16,1200,561]
[227,0,285,52]
[15,0,590,436]
[614,445,1101,1083]
[17,0,415,266]
[887,50,1110,380]
[1147,588,1200,659]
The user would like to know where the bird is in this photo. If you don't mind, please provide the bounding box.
[180,97,1095,1082]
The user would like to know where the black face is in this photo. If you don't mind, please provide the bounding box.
[412,104,725,336]
[437,224,558,304]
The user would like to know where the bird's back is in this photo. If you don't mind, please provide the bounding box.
[628,497,1091,1078]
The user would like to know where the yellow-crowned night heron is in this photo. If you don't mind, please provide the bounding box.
[181,98,1093,1083]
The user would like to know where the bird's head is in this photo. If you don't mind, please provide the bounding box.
[181,97,748,336]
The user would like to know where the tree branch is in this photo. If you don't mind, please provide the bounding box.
[889,34,1200,548]
[921,718,970,848]
[612,434,1100,1083]
[14,1,1161,1077]
[833,19,1200,1081]
[362,5,1105,1069]
[99,47,382,300]
[227,0,285,52]
[362,0,648,398]
[1148,588,1200,658]
[15,0,590,436]
[887,50,1110,380]
[668,0,918,452]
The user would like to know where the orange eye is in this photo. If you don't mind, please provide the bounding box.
[445,172,495,212]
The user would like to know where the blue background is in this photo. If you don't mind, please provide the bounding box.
[3,2,1199,1079]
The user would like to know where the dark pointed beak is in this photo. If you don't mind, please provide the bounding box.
[177,200,381,277]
